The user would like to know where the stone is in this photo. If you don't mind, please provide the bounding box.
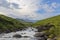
[36,23,55,32]
[34,32,48,40]
[34,32,45,37]
[23,36,30,38]
[13,34,22,38]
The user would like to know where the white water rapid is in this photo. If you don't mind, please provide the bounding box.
[0,27,38,40]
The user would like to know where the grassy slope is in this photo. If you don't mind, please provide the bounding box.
[33,15,60,26]
[0,14,31,33]
[33,15,60,40]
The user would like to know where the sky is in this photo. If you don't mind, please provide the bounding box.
[0,0,60,20]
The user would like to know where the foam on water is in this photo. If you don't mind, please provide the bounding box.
[0,27,37,40]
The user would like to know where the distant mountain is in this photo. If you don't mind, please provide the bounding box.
[21,19,37,22]
[16,18,37,22]
[33,15,60,40]
[0,14,31,33]
[24,19,37,22]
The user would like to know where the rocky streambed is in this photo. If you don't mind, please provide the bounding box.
[0,27,48,40]
[0,23,57,40]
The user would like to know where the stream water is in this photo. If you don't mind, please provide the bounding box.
[0,27,38,40]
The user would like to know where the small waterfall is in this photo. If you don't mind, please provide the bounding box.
[0,27,38,40]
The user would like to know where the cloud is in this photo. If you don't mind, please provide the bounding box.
[51,2,60,8]
[41,4,55,13]
[5,0,43,20]
[51,2,57,8]
[0,0,20,9]
[0,0,60,20]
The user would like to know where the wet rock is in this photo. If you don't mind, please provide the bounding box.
[4,30,11,33]
[34,32,48,40]
[47,37,57,40]
[37,26,46,32]
[34,32,45,37]
[23,36,30,38]
[13,34,22,38]
[35,37,47,40]
[21,33,26,35]
[53,37,57,40]
[36,23,55,32]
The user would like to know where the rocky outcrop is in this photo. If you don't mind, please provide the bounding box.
[34,23,56,40]
[34,32,45,37]
[34,32,48,40]
[36,23,55,32]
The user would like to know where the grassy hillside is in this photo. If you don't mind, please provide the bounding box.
[33,15,60,26]
[33,15,60,40]
[0,14,31,33]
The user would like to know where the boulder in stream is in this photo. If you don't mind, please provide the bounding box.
[34,32,45,37]
[34,32,48,40]
[23,36,30,38]
[13,34,22,38]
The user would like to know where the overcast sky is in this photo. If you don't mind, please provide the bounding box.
[0,0,60,20]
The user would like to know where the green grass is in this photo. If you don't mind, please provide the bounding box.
[0,14,31,33]
[33,15,60,26]
[33,15,60,40]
